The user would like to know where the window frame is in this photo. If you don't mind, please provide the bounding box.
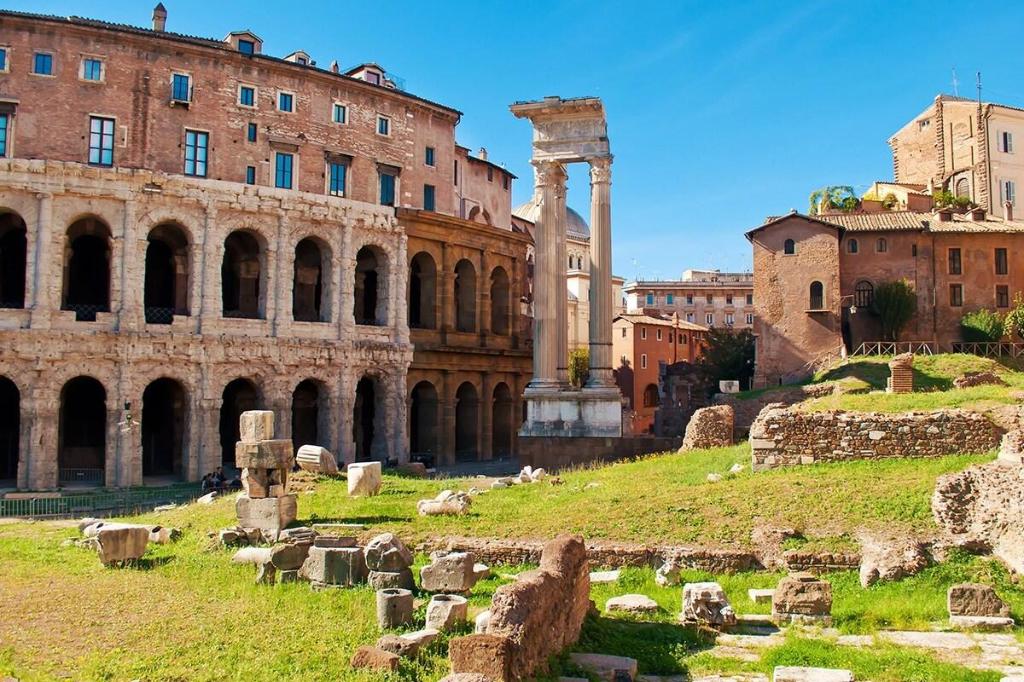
[277,90,295,113]
[876,237,888,253]
[666,293,674,305]
[948,247,962,275]
[949,283,963,307]
[88,115,116,167]
[332,102,347,124]
[183,128,210,178]
[0,47,9,74]
[237,39,256,56]
[31,51,54,77]
[783,238,796,255]
[376,114,391,137]
[996,247,1009,276]
[640,353,647,370]
[80,56,104,83]
[327,160,347,197]
[645,293,654,306]
[378,168,398,206]
[245,165,256,185]
[745,313,754,325]
[656,328,662,341]
[274,151,295,189]
[423,183,436,211]
[1000,131,1014,154]
[0,113,11,158]
[640,327,647,340]
[246,122,258,143]
[997,284,1010,309]
[705,313,714,326]
[238,84,257,108]
[848,238,859,254]
[809,281,825,310]
[170,71,192,103]
[725,313,735,326]
[425,146,436,167]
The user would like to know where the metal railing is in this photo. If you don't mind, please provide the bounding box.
[851,342,935,356]
[952,342,1024,358]
[0,484,202,519]
[61,303,109,322]
[58,468,105,485]
[144,306,175,324]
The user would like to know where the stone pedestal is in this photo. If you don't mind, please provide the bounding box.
[519,387,622,438]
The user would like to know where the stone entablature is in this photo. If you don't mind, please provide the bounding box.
[750,406,1002,471]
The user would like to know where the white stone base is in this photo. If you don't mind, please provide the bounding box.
[519,386,623,437]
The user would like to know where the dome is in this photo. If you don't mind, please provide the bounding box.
[512,193,590,239]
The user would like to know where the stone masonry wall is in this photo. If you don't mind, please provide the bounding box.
[750,406,1003,471]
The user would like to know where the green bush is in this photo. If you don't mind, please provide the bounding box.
[568,347,589,388]
[872,280,917,341]
[960,309,1004,342]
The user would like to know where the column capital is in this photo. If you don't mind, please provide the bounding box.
[531,159,567,188]
[588,155,613,184]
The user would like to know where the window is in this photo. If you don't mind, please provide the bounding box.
[948,248,962,275]
[706,294,713,304]
[854,280,874,308]
[423,184,436,211]
[999,131,1014,153]
[1003,180,1017,206]
[745,313,754,325]
[503,175,509,191]
[950,284,963,307]
[487,167,494,182]
[669,332,674,343]
[997,285,1010,308]
[996,248,1008,275]
[425,146,435,166]
[682,333,689,344]
[0,48,7,72]
[0,114,7,157]
[32,52,53,75]
[725,313,735,325]
[171,73,191,102]
[247,122,257,143]
[918,118,931,130]
[640,327,647,340]
[238,39,255,55]
[453,160,459,185]
[245,166,256,185]
[911,243,918,257]
[656,329,662,341]
[239,86,255,107]
[640,354,647,370]
[848,238,859,254]
[274,152,293,189]
[726,294,733,305]
[377,115,391,136]
[705,313,714,325]
[686,313,694,323]
[746,293,753,305]
[686,294,693,305]
[88,116,115,166]
[278,92,294,112]
[642,384,659,407]
[666,293,674,305]
[809,281,824,309]
[955,177,970,198]
[332,102,347,124]
[783,238,795,255]
[328,161,346,197]
[621,327,626,338]
[184,130,208,177]
[379,170,396,206]
[645,293,654,305]
[876,238,888,253]
[81,58,103,81]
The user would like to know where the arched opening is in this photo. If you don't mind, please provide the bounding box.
[0,212,27,309]
[144,223,190,324]
[293,238,327,322]
[454,259,477,333]
[490,266,510,336]
[62,217,111,321]
[409,381,439,463]
[955,177,970,198]
[409,251,437,329]
[642,383,660,408]
[809,281,824,309]
[0,377,18,483]
[783,238,795,255]
[142,378,187,480]
[455,381,479,461]
[353,376,380,461]
[492,382,513,459]
[355,246,385,325]
[220,378,259,465]
[854,280,874,308]
[291,379,322,452]
[58,376,106,486]
[222,230,262,319]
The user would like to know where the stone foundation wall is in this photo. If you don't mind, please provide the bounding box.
[750,406,1003,471]
[517,434,682,471]
[714,383,835,437]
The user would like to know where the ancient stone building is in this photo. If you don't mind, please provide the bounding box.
[0,8,529,489]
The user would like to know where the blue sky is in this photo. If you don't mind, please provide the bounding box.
[16,1,1024,279]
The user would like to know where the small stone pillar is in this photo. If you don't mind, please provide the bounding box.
[886,353,914,394]
[234,410,297,541]
[376,588,414,628]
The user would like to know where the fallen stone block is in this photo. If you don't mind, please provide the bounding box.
[947,583,1010,617]
[748,589,775,604]
[295,444,338,475]
[147,526,180,544]
[682,582,735,628]
[349,645,399,672]
[858,532,928,587]
[570,653,639,680]
[473,562,491,582]
[376,633,421,658]
[368,568,415,591]
[606,594,659,614]
[255,561,276,585]
[96,525,150,566]
[772,573,832,626]
[396,461,428,477]
[449,634,512,681]
[235,494,297,540]
[364,532,413,572]
[303,546,367,587]
[772,666,853,682]
[231,547,272,565]
[278,569,300,584]
[77,517,101,533]
[949,615,1015,631]
[313,534,356,548]
[279,526,317,543]
[347,461,382,497]
[239,410,275,442]
[589,569,620,585]
[197,491,218,504]
[421,551,476,592]
[400,628,439,648]
[269,542,309,571]
[425,593,468,631]
[418,489,472,516]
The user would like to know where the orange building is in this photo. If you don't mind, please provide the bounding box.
[612,312,708,434]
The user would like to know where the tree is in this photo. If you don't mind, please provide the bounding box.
[960,309,1004,342]
[697,327,756,391]
[872,279,917,341]
[568,347,589,389]
[808,185,859,215]
[1002,292,1024,340]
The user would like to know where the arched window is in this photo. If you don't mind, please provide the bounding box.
[142,378,188,479]
[847,238,858,254]
[293,238,327,322]
[222,230,262,319]
[454,259,477,333]
[63,217,112,321]
[876,238,888,253]
[0,212,27,309]
[783,239,796,255]
[490,266,510,335]
[642,383,660,408]
[455,382,479,461]
[220,378,259,464]
[809,281,824,309]
[144,223,190,324]
[854,280,874,308]
[410,381,439,459]
[59,376,106,485]
[955,177,970,198]
[409,252,438,329]
[355,246,386,325]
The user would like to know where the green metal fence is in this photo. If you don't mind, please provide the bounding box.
[0,484,202,519]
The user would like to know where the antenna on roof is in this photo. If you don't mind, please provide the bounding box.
[977,71,983,103]
[951,67,959,97]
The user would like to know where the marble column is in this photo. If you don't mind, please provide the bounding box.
[586,156,616,389]
[526,160,567,391]
[554,174,569,387]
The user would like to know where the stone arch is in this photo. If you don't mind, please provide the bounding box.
[62,216,112,321]
[492,381,514,458]
[222,230,264,319]
[409,380,439,462]
[0,376,18,483]
[354,374,386,461]
[409,251,437,329]
[293,237,330,322]
[454,258,477,333]
[809,280,824,309]
[0,211,27,309]
[141,377,188,480]
[355,244,388,326]
[455,381,479,461]
[58,376,106,486]
[490,266,511,336]
[219,378,261,465]
[144,222,190,324]
[291,378,326,452]
[642,383,659,408]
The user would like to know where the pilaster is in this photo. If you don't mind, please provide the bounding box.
[28,192,53,329]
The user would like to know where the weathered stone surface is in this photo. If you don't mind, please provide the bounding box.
[475,609,491,633]
[278,569,300,584]
[772,573,832,625]
[235,494,297,540]
[349,645,399,672]
[425,593,468,631]
[368,568,415,591]
[858,533,929,587]
[590,569,621,585]
[401,628,439,648]
[449,634,512,681]
[231,547,272,565]
[235,439,294,470]
[606,594,659,614]
[947,583,1010,617]
[147,526,180,544]
[750,525,801,570]
[999,429,1024,465]
[295,444,338,475]
[680,405,735,451]
[421,551,476,592]
[772,666,852,682]
[255,561,276,585]
[949,615,1015,630]
[681,582,736,628]
[347,461,382,497]
[364,532,414,572]
[418,489,472,516]
[313,534,356,548]
[376,588,414,629]
[748,589,775,604]
[219,528,247,547]
[570,653,639,680]
[396,461,428,477]
[954,371,1006,389]
[269,542,309,571]
[239,410,275,442]
[95,526,150,565]
[302,546,366,587]
[376,634,421,658]
[438,675,493,682]
[473,562,491,581]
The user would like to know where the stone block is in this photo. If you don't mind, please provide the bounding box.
[376,634,421,658]
[95,526,150,565]
[425,593,468,631]
[235,494,297,540]
[231,547,272,565]
[235,439,293,470]
[349,645,399,672]
[302,545,366,587]
[368,568,415,591]
[420,551,476,592]
[296,444,338,475]
[589,569,620,584]
[949,615,1015,630]
[773,667,853,682]
[748,588,775,604]
[347,461,382,496]
[364,532,413,572]
[313,535,356,548]
[772,573,832,625]
[449,634,513,681]
[569,653,638,680]
[400,628,439,648]
[948,583,1010,617]
[418,489,471,515]
[376,588,414,629]
[278,569,300,584]
[269,542,308,571]
[475,609,491,633]
[606,594,659,614]
[239,410,275,442]
[681,582,735,628]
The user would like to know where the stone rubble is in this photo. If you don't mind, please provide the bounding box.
[347,461,382,496]
[772,667,853,682]
[857,532,930,587]
[953,371,1007,389]
[376,588,414,629]
[771,573,832,626]
[680,405,735,451]
[294,444,338,475]
[417,489,472,516]
[606,593,659,614]
[303,545,367,589]
[425,593,469,631]
[681,582,736,628]
[349,645,400,672]
[420,551,478,592]
[569,653,639,681]
[95,525,151,566]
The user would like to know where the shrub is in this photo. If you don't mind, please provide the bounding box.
[960,309,1004,342]
[568,347,589,388]
[1003,292,1024,340]
[872,280,917,341]
[697,328,756,391]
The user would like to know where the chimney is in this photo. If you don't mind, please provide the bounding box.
[970,206,986,221]
[478,147,488,161]
[936,209,953,222]
[152,3,167,32]
[330,60,340,74]
[1007,200,1015,222]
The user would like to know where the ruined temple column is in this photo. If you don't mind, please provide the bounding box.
[554,175,569,387]
[526,160,567,391]
[586,156,616,389]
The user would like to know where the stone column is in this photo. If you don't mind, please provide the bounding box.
[439,243,453,344]
[396,235,410,345]
[586,156,616,389]
[198,203,219,334]
[510,255,521,349]
[526,160,567,391]
[554,170,569,387]
[29,192,53,329]
[338,371,356,465]
[119,200,141,332]
[392,370,409,464]
[269,212,286,336]
[339,220,354,339]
